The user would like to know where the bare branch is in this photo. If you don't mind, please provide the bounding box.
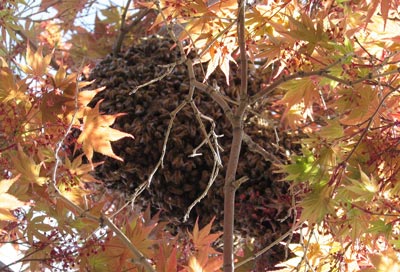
[129,63,176,95]
[184,162,220,222]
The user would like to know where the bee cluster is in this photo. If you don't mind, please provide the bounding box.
[88,36,295,268]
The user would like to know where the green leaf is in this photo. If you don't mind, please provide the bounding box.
[281,149,320,183]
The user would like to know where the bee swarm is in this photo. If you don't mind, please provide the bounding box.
[88,36,297,269]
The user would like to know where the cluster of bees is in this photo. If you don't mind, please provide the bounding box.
[87,36,296,269]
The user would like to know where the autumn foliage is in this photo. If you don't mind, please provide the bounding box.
[1,0,400,271]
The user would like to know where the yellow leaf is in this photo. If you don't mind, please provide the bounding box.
[0,67,28,103]
[339,85,379,126]
[0,176,25,221]
[10,146,47,186]
[57,183,88,207]
[189,217,222,251]
[0,208,16,221]
[20,45,53,77]
[65,154,102,184]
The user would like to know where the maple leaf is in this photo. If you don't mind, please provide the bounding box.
[40,0,89,25]
[185,217,222,271]
[0,66,28,104]
[278,78,318,109]
[40,91,74,123]
[125,215,159,258]
[345,167,378,202]
[300,184,335,224]
[52,65,77,90]
[10,146,47,186]
[155,240,178,272]
[77,100,134,164]
[368,248,400,272]
[0,175,25,221]
[203,40,237,85]
[189,217,222,251]
[20,45,53,77]
[64,154,103,185]
[338,85,380,126]
[186,255,223,272]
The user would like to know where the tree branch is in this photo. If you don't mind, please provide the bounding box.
[223,1,248,271]
[113,7,151,55]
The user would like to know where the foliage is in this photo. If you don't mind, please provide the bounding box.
[0,0,400,271]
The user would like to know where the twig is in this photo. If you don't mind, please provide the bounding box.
[250,59,400,105]
[129,63,176,95]
[189,99,223,167]
[184,161,220,222]
[232,176,248,189]
[112,3,153,55]
[1,244,51,271]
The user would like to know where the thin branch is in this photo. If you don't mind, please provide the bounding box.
[0,243,51,271]
[250,58,400,105]
[184,161,220,222]
[189,99,223,167]
[129,63,176,95]
[232,175,248,189]
[0,260,14,272]
[195,19,237,62]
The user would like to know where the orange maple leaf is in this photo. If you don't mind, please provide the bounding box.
[189,217,222,251]
[77,100,133,164]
